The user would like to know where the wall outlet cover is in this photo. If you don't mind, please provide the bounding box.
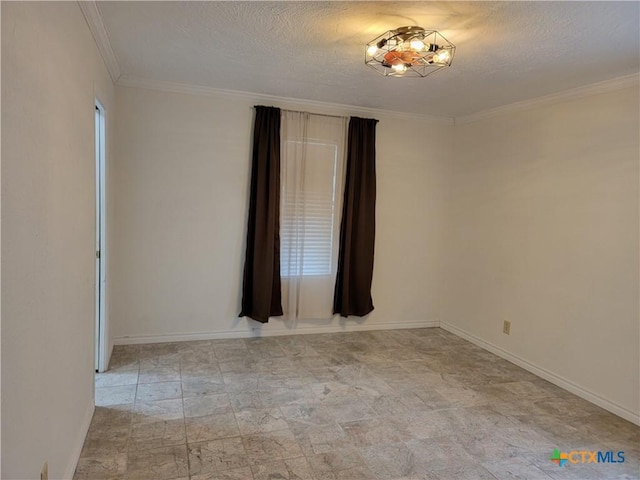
[503,320,511,335]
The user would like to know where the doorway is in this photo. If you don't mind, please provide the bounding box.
[95,101,107,373]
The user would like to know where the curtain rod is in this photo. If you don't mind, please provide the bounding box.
[282,108,347,120]
[253,105,347,120]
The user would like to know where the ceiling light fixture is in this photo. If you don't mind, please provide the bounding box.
[365,26,456,77]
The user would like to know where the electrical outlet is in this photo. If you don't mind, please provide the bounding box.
[41,462,48,480]
[503,320,511,335]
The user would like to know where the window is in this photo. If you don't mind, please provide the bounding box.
[281,140,340,277]
[279,111,347,320]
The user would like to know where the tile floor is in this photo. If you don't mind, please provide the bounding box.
[75,328,639,480]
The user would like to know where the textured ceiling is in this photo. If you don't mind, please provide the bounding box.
[97,1,640,118]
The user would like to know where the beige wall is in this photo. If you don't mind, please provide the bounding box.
[111,85,451,342]
[1,2,115,478]
[442,86,640,422]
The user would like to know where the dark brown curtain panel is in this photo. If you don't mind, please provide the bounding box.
[333,116,378,317]
[239,106,283,323]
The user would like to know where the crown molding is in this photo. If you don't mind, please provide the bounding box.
[78,1,120,83]
[116,75,455,125]
[456,73,640,125]
[114,73,637,126]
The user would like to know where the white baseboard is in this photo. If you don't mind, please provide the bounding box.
[106,340,114,370]
[63,401,95,480]
[113,319,439,345]
[440,321,640,426]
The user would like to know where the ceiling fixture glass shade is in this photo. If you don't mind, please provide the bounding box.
[365,26,456,77]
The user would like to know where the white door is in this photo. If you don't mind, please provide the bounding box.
[95,102,107,372]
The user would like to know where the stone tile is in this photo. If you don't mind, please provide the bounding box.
[191,468,254,480]
[340,417,404,447]
[213,343,251,363]
[247,348,288,362]
[432,384,491,408]
[581,412,640,443]
[277,337,320,358]
[80,425,130,457]
[407,388,453,410]
[182,368,226,397]
[216,357,257,374]
[310,382,358,404]
[113,344,140,355]
[91,405,134,429]
[212,338,249,349]
[391,410,459,441]
[229,392,265,412]
[139,354,180,368]
[188,437,249,476]
[141,341,182,353]
[73,453,127,480]
[488,396,549,417]
[363,394,425,416]
[260,386,316,407]
[404,436,477,472]
[133,398,184,424]
[135,381,182,403]
[235,407,289,435]
[306,448,370,477]
[280,403,335,427]
[185,413,240,443]
[291,423,351,457]
[529,378,581,399]
[178,340,215,364]
[390,474,440,480]
[533,397,605,418]
[138,364,181,384]
[222,373,260,393]
[129,419,186,452]
[438,405,517,433]
[434,465,495,480]
[242,428,304,465]
[483,380,556,403]
[482,457,554,480]
[257,373,305,391]
[183,379,227,397]
[511,414,599,445]
[181,362,222,376]
[125,444,188,480]
[458,427,533,461]
[497,425,556,452]
[109,354,139,371]
[542,462,608,480]
[81,332,640,480]
[80,425,131,457]
[184,393,233,418]
[251,457,316,480]
[352,378,396,400]
[96,370,139,388]
[96,385,137,407]
[323,400,376,423]
[359,441,427,480]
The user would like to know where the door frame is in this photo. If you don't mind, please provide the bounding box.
[95,100,108,373]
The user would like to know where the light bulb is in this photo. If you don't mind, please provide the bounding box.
[367,45,378,56]
[391,63,407,73]
[409,39,425,51]
[434,49,451,64]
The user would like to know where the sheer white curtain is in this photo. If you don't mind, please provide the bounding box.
[280,110,347,322]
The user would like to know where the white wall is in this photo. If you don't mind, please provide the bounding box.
[442,86,640,422]
[111,85,451,342]
[2,3,115,478]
